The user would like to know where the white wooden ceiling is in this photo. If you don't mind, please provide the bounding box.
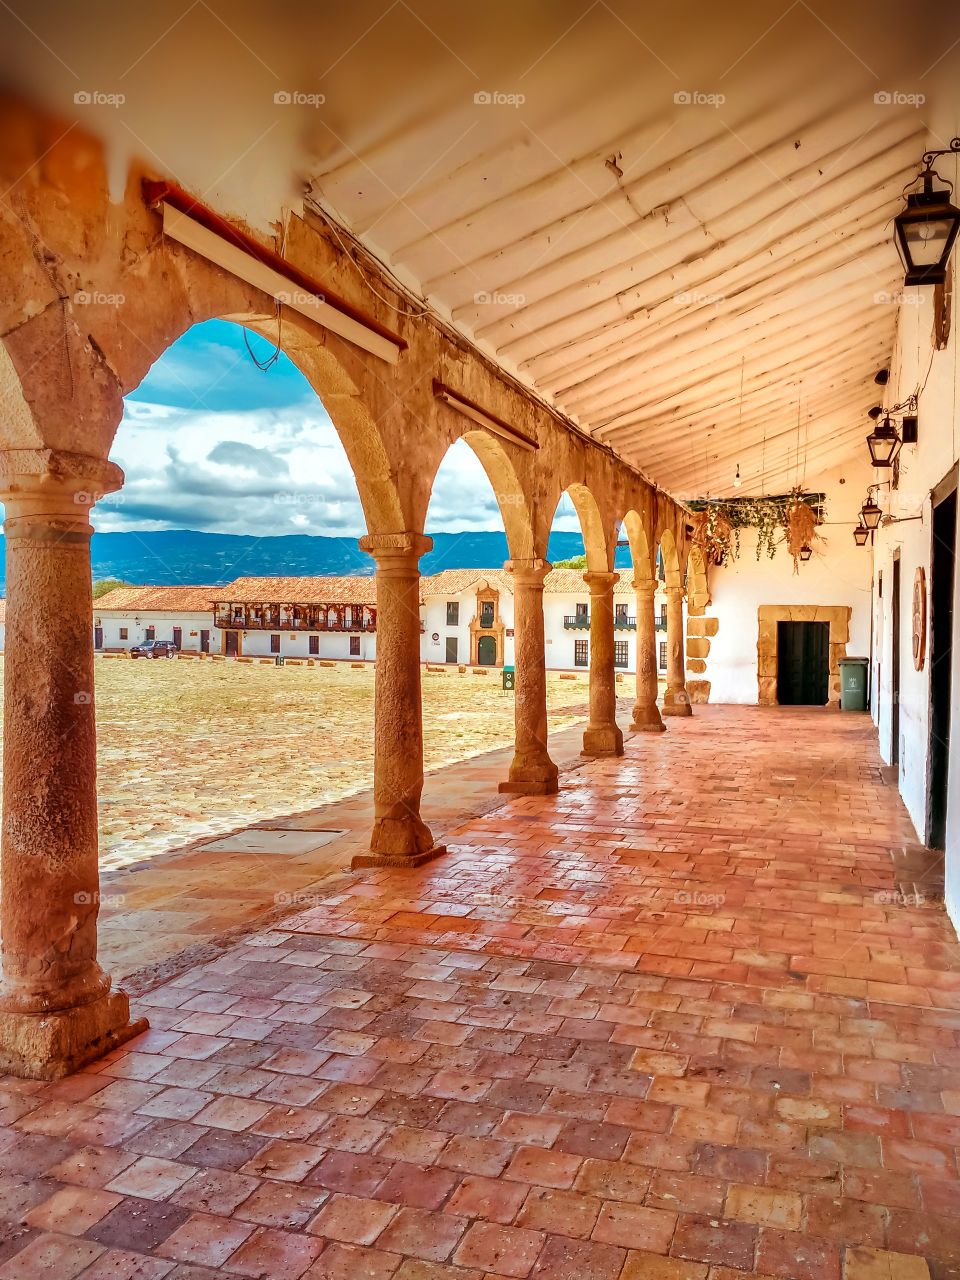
[3,0,957,498]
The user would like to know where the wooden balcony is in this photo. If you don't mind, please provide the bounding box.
[215,609,375,633]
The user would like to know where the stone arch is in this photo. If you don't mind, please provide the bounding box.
[621,509,655,586]
[0,344,43,450]
[422,430,535,561]
[657,528,682,590]
[120,312,407,537]
[553,483,610,571]
[213,315,407,536]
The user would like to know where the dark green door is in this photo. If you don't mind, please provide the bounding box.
[477,634,497,666]
[776,621,829,705]
[446,636,458,663]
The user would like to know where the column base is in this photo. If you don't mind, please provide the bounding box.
[662,696,693,717]
[352,845,447,870]
[499,749,560,795]
[630,704,666,733]
[581,725,625,757]
[0,989,147,1081]
[498,778,560,796]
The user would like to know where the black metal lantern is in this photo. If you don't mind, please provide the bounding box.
[866,416,902,468]
[894,150,960,286]
[799,544,813,562]
[861,496,883,530]
[853,521,870,547]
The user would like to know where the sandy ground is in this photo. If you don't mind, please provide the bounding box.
[3,657,599,871]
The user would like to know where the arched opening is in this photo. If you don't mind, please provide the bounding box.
[549,483,610,572]
[619,510,668,730]
[84,316,391,886]
[622,509,655,587]
[423,437,516,672]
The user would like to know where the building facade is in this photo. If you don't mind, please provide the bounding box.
[93,587,218,654]
[209,577,378,661]
[93,570,671,674]
[421,568,671,674]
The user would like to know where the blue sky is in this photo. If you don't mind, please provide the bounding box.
[104,319,579,538]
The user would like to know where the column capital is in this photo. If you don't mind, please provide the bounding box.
[504,557,551,589]
[633,577,657,598]
[665,583,686,600]
[583,570,619,594]
[0,449,123,523]
[359,532,432,573]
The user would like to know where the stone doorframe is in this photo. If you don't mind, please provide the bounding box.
[469,584,505,666]
[757,604,851,708]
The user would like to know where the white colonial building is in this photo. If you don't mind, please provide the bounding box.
[210,577,378,661]
[420,568,670,674]
[92,570,670,674]
[93,586,217,653]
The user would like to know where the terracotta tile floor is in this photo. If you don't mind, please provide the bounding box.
[3,705,959,1279]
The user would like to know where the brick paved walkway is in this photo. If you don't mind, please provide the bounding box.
[1,706,958,1279]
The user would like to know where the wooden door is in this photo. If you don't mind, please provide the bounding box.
[776,621,829,705]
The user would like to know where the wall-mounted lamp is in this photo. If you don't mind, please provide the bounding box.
[799,545,813,562]
[894,139,960,286]
[866,395,918,467]
[853,521,870,547]
[866,416,902,468]
[861,494,883,530]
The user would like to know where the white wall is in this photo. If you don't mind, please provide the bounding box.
[870,270,960,926]
[420,583,667,673]
[231,629,376,660]
[96,610,214,651]
[705,459,875,704]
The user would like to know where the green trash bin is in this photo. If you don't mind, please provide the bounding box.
[839,657,868,711]
[502,665,515,691]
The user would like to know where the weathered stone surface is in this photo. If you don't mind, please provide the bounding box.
[662,585,693,717]
[686,637,710,659]
[687,679,712,703]
[687,615,720,637]
[500,560,560,794]
[356,533,441,866]
[581,572,624,759]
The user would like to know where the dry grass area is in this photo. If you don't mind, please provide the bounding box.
[62,657,593,870]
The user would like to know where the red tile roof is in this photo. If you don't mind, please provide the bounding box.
[421,568,636,596]
[93,585,219,613]
[209,576,377,606]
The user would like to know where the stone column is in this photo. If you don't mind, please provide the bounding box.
[581,571,624,757]
[353,532,444,869]
[499,558,559,795]
[0,450,147,1080]
[662,584,693,717]
[631,579,665,732]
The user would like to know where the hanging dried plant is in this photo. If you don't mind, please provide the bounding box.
[691,506,735,566]
[687,492,826,570]
[784,495,822,573]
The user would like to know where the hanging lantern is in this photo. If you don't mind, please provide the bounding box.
[866,416,902,468]
[894,164,960,287]
[799,544,813,562]
[861,496,883,530]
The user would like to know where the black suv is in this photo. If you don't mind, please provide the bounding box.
[129,639,179,659]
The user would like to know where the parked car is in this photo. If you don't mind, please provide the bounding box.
[129,640,178,659]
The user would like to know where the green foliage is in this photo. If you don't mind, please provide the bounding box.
[553,554,588,569]
[688,493,825,564]
[92,578,131,598]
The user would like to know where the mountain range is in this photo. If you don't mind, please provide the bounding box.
[0,529,635,593]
